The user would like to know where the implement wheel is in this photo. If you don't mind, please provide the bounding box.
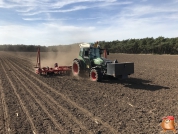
[90,68,102,82]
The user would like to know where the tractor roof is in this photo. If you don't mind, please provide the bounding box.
[79,43,91,48]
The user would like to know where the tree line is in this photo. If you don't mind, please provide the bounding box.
[0,36,178,54]
[99,36,178,54]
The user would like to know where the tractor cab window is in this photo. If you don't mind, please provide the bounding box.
[84,51,89,57]
[79,48,83,56]
[89,48,101,58]
[83,48,89,58]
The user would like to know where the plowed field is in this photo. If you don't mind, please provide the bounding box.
[0,51,177,134]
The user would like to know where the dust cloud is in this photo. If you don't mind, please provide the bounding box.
[40,44,80,67]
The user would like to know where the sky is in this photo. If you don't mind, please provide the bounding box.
[0,0,178,46]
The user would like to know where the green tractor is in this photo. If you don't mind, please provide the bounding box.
[72,42,134,82]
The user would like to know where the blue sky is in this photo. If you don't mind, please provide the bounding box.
[0,0,178,46]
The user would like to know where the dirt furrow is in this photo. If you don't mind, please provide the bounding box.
[0,74,10,134]
[1,59,40,134]
[4,59,65,133]
[0,58,33,134]
[7,56,136,131]
[1,52,178,134]
[4,58,92,134]
[6,54,156,133]
[7,54,118,133]
[9,55,166,133]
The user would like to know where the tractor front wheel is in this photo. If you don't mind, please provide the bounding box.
[90,68,102,82]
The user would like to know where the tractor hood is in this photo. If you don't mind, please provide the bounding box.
[93,57,112,66]
[93,57,103,65]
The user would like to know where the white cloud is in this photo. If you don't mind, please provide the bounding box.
[117,4,178,19]
[44,22,95,31]
[0,0,3,5]
[0,24,44,44]
[23,18,42,21]
[16,7,35,13]
[4,0,131,16]
[0,15,177,46]
[20,11,42,16]
[0,22,96,45]
[0,0,177,45]
[52,0,117,8]
[21,3,118,16]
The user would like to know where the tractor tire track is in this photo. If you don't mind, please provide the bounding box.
[4,57,92,134]
[7,53,118,133]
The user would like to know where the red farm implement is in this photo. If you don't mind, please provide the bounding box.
[34,47,72,76]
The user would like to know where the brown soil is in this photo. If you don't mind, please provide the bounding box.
[0,51,178,134]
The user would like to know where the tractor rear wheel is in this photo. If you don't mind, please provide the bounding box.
[72,60,81,76]
[90,68,102,82]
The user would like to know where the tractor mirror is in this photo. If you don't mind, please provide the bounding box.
[107,50,109,55]
[84,51,89,57]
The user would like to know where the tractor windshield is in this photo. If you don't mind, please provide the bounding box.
[90,48,101,58]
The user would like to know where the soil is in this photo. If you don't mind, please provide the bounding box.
[0,51,178,134]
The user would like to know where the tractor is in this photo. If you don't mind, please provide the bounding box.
[72,42,134,82]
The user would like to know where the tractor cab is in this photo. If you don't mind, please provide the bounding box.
[78,43,107,68]
[80,47,101,59]
[78,42,109,58]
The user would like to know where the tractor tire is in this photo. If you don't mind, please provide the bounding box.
[90,68,102,82]
[72,60,82,76]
